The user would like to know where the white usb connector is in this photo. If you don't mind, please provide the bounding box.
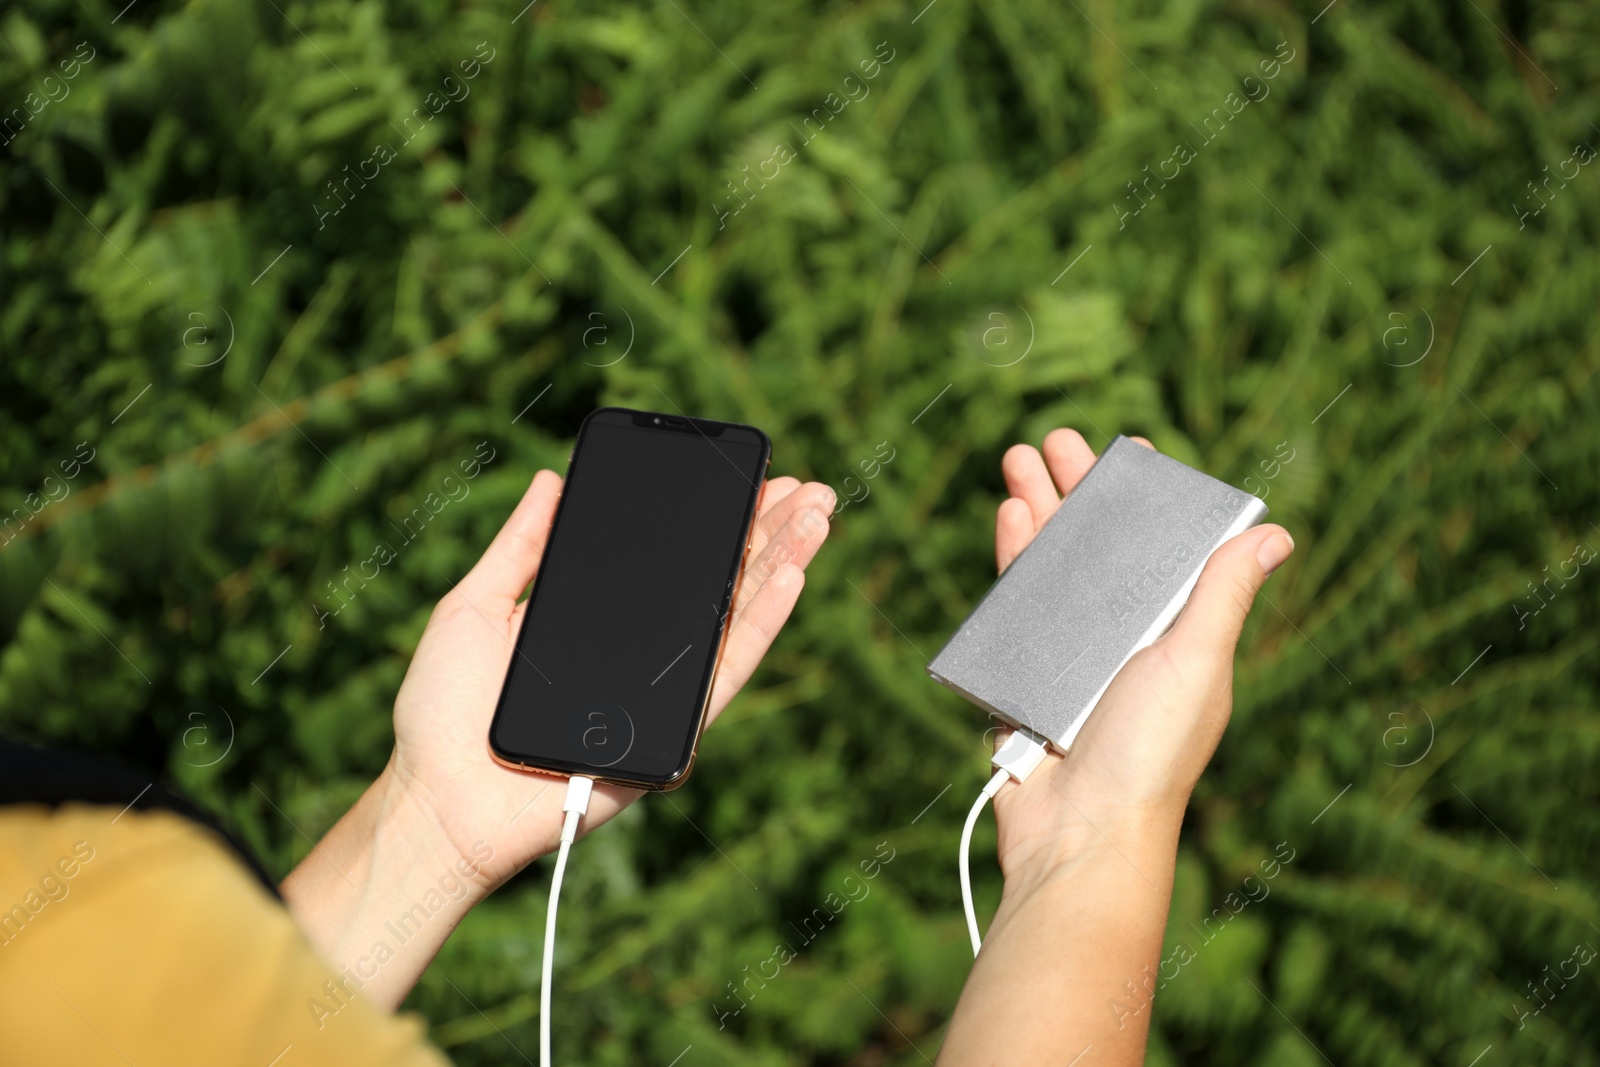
[959,726,1051,956]
[991,726,1051,781]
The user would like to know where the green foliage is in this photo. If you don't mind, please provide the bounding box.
[3,0,1599,1064]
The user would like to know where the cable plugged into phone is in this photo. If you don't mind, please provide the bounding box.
[541,775,593,1067]
[959,726,1050,956]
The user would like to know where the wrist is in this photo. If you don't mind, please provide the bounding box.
[280,761,498,1010]
[950,799,1182,1067]
[368,761,500,905]
[1000,796,1184,902]
[375,758,504,903]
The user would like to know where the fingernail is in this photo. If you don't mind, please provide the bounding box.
[1257,531,1294,576]
[822,486,838,511]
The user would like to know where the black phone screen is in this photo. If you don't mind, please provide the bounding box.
[489,408,769,786]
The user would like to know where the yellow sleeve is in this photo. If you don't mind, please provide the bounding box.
[0,803,453,1067]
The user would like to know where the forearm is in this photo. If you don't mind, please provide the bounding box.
[279,763,496,1010]
[940,813,1183,1066]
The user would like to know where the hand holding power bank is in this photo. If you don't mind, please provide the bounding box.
[928,435,1267,752]
[938,433,1293,1067]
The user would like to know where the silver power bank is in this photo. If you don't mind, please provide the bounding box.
[926,436,1267,751]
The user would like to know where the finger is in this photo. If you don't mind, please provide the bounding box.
[744,476,800,558]
[1163,525,1294,664]
[457,470,564,611]
[996,497,1034,572]
[750,480,834,558]
[705,563,806,724]
[1130,436,1155,449]
[734,504,829,617]
[1040,428,1098,499]
[1001,444,1060,530]
[760,476,802,514]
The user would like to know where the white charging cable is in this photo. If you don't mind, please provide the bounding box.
[959,728,1050,956]
[541,774,594,1067]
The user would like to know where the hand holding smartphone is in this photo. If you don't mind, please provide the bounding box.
[489,407,771,789]
[286,406,830,1017]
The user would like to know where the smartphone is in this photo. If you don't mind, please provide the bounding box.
[488,407,771,789]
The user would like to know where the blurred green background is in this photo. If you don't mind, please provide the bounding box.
[3,0,1599,1063]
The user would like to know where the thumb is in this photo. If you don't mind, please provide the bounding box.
[457,469,564,611]
[1165,524,1294,663]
